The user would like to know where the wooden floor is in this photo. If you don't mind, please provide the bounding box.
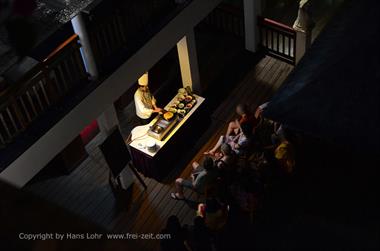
[24,54,293,250]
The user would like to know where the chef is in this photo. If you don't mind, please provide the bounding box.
[134,72,162,124]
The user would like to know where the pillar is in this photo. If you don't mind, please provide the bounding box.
[243,0,262,52]
[176,29,201,94]
[294,30,307,64]
[71,12,99,79]
[293,0,314,64]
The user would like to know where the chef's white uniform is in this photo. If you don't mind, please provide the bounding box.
[134,88,156,119]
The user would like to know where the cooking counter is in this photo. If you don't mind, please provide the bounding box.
[128,94,207,179]
[129,94,205,157]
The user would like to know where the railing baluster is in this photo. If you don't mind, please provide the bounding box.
[63,59,74,89]
[116,15,127,43]
[26,91,38,118]
[32,85,44,111]
[19,96,32,123]
[6,107,18,133]
[61,61,70,91]
[64,53,77,86]
[54,64,67,93]
[0,113,12,139]
[102,25,111,55]
[39,79,51,106]
[96,29,104,59]
[50,69,63,96]
[11,97,26,130]
[111,17,120,48]
[108,19,117,50]
[0,130,5,144]
[257,16,296,64]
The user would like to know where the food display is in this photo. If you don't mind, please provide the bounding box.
[147,88,198,140]
[170,88,197,118]
[163,111,174,121]
[168,107,177,113]
[184,95,193,102]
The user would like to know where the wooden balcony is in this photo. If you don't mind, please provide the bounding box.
[0,0,186,150]
[0,34,88,148]
[200,2,245,38]
[258,16,297,65]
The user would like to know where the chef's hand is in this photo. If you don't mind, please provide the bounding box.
[154,107,163,113]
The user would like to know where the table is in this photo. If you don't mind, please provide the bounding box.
[128,94,207,179]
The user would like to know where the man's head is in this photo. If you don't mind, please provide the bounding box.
[221,143,232,156]
[139,85,149,92]
[203,156,214,171]
[193,216,205,228]
[236,104,248,116]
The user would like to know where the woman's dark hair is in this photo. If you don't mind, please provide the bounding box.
[205,198,221,213]
[240,122,253,136]
[236,103,248,114]
[193,216,205,228]
[166,215,181,232]
[203,156,215,171]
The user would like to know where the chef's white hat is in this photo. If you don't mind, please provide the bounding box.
[138,72,149,86]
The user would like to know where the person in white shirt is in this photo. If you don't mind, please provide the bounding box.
[134,72,162,124]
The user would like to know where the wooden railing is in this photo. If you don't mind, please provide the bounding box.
[86,9,128,73]
[0,34,88,148]
[201,3,245,38]
[258,17,297,65]
[0,0,179,148]
[86,0,175,73]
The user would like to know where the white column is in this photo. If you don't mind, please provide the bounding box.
[176,29,201,93]
[294,30,307,64]
[293,0,314,64]
[71,13,99,79]
[97,104,119,136]
[243,0,262,53]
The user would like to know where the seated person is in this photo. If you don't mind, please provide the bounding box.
[231,168,263,215]
[254,102,270,119]
[186,216,213,251]
[204,123,253,156]
[213,143,236,170]
[197,197,229,231]
[160,215,188,251]
[271,122,285,145]
[226,104,257,137]
[171,157,217,200]
[274,136,295,173]
[252,102,283,150]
